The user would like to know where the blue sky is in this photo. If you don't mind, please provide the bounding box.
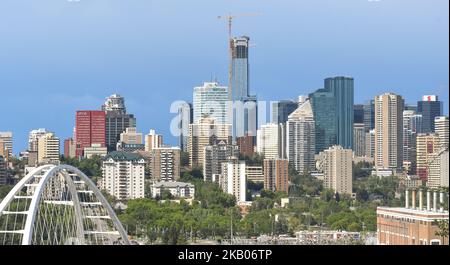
[0,0,448,155]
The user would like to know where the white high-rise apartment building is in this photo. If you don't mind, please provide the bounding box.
[257,123,285,159]
[440,151,449,188]
[219,157,246,203]
[145,129,163,152]
[317,145,353,195]
[101,151,146,200]
[37,132,60,164]
[193,82,228,125]
[286,98,315,174]
[374,93,404,172]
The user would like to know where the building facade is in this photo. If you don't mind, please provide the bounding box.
[0,132,13,157]
[263,158,289,193]
[374,93,404,172]
[434,116,449,150]
[203,141,239,182]
[309,88,336,154]
[103,94,136,151]
[353,123,366,157]
[151,181,195,199]
[101,151,145,200]
[193,82,228,125]
[286,98,315,174]
[188,117,232,168]
[145,129,163,152]
[271,100,298,124]
[219,157,246,203]
[75,110,106,157]
[377,190,449,245]
[151,146,181,182]
[417,95,443,133]
[236,134,255,158]
[316,145,353,195]
[37,132,60,164]
[257,123,285,159]
[416,133,440,181]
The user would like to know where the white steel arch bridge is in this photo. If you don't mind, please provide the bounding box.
[0,164,130,245]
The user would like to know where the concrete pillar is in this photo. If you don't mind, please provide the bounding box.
[427,190,431,211]
[412,189,416,209]
[433,191,438,212]
[419,189,423,210]
[440,191,444,212]
[405,189,409,209]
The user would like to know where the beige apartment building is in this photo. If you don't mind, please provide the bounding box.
[317,145,353,194]
[37,132,60,164]
[374,93,404,172]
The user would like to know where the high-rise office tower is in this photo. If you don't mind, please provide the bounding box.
[324,76,354,149]
[417,95,443,133]
[231,36,257,139]
[271,100,298,124]
[256,123,286,159]
[263,158,289,193]
[435,116,449,150]
[374,93,404,171]
[354,104,364,124]
[75,110,106,157]
[309,88,336,153]
[203,140,239,182]
[403,110,423,174]
[416,133,440,181]
[0,132,13,157]
[286,98,315,174]
[219,157,246,203]
[363,100,375,133]
[193,82,228,125]
[37,132,60,164]
[151,147,181,182]
[177,102,193,152]
[64,138,76,159]
[188,117,232,168]
[28,128,48,152]
[353,123,366,157]
[316,145,353,195]
[103,94,136,151]
[145,129,163,152]
[119,127,143,145]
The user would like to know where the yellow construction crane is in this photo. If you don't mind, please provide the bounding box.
[217,13,262,123]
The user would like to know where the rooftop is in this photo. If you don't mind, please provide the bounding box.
[104,151,144,162]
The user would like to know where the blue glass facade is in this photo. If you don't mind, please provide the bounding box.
[324,76,354,149]
[417,97,443,133]
[309,89,337,154]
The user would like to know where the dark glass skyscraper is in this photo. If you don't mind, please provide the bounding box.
[363,100,375,132]
[271,100,299,124]
[417,95,443,133]
[102,94,136,151]
[324,76,354,149]
[354,104,364,124]
[309,89,337,154]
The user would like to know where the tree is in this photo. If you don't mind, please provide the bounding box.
[435,219,449,241]
[0,185,13,200]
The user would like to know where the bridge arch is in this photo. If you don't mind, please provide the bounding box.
[0,164,130,245]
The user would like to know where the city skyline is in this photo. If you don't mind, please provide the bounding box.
[0,0,448,154]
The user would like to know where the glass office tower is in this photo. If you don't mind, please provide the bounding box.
[324,76,354,149]
[309,89,337,154]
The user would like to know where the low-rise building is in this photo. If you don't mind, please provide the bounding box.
[84,143,108,159]
[151,181,195,199]
[377,190,449,245]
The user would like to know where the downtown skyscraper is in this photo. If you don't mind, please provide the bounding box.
[230,36,257,139]
[309,76,354,153]
[417,95,443,133]
[193,82,228,125]
[102,94,136,151]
